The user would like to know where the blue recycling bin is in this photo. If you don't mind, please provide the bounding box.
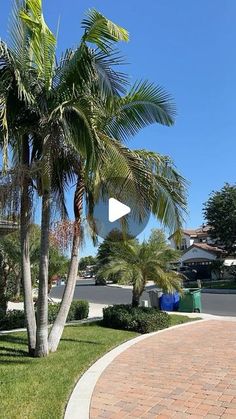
[160,292,179,311]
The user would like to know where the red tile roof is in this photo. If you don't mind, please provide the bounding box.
[183,242,223,256]
[169,226,211,239]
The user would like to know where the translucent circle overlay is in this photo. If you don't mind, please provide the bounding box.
[89,177,151,241]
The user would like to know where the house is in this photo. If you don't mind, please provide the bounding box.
[169,225,214,251]
[169,225,224,279]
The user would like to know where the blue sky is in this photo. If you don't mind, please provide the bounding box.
[1,0,236,255]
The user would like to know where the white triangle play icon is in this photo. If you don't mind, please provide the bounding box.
[108,198,131,223]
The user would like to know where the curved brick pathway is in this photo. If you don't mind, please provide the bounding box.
[90,320,236,419]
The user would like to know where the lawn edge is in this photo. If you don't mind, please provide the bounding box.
[64,318,207,419]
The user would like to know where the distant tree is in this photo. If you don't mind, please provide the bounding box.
[148,229,180,262]
[148,229,167,249]
[0,224,69,313]
[79,256,97,271]
[96,230,137,283]
[209,260,225,280]
[203,184,236,255]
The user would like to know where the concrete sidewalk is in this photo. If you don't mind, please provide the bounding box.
[90,319,236,419]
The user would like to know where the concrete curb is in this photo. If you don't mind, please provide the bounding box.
[64,319,209,419]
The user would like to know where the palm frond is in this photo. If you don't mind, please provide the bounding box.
[93,49,128,97]
[53,43,95,94]
[106,81,176,142]
[19,0,56,90]
[132,149,188,238]
[82,9,129,53]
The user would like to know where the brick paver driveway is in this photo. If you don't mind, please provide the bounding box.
[90,320,236,418]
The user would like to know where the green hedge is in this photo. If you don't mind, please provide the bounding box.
[48,300,89,323]
[0,310,25,330]
[0,300,89,331]
[103,304,170,334]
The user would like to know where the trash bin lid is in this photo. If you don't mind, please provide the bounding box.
[189,288,201,294]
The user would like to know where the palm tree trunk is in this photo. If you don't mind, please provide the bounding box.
[20,135,36,355]
[48,176,84,353]
[14,273,21,300]
[132,287,141,307]
[35,190,50,357]
[0,265,7,316]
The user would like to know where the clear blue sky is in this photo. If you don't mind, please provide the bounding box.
[1,0,236,255]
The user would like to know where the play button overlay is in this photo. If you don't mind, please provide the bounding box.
[89,177,150,241]
[108,198,131,222]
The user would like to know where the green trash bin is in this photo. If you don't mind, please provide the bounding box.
[179,288,202,313]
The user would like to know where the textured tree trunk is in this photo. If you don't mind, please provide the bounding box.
[132,287,140,307]
[14,273,21,300]
[35,190,50,357]
[20,136,36,355]
[132,281,145,307]
[0,265,7,316]
[48,176,84,353]
[14,272,21,300]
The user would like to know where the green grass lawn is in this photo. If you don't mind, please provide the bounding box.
[170,314,201,325]
[0,316,199,419]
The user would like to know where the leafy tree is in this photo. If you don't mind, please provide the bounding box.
[203,183,236,254]
[98,236,182,307]
[96,230,136,266]
[79,256,97,271]
[0,225,69,314]
[96,230,137,283]
[209,260,225,280]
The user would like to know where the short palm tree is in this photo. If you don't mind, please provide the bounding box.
[98,240,183,307]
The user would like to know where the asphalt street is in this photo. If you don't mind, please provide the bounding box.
[50,280,236,317]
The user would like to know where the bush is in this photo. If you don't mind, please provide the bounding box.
[48,300,89,323]
[67,300,89,321]
[0,310,25,331]
[103,305,170,334]
[48,304,60,323]
[0,300,89,331]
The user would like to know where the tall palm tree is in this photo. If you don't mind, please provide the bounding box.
[1,1,131,356]
[1,1,187,356]
[98,239,183,307]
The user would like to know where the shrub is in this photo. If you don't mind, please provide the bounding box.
[48,300,89,323]
[67,300,89,321]
[48,304,60,323]
[0,300,89,331]
[0,310,25,331]
[103,305,170,334]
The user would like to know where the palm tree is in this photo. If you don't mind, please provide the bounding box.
[98,238,183,307]
[1,1,187,356]
[48,142,187,351]
[1,2,130,356]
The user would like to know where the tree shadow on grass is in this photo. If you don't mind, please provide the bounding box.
[0,335,27,346]
[0,358,31,364]
[0,346,27,356]
[61,338,102,345]
[67,321,103,328]
[0,335,31,364]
